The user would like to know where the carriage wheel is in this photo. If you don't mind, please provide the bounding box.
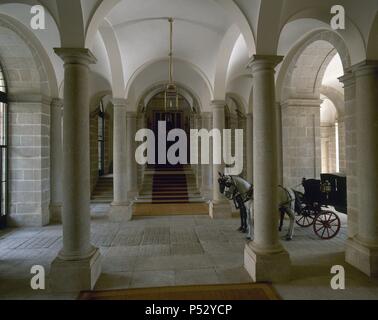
[296,206,316,227]
[313,211,341,240]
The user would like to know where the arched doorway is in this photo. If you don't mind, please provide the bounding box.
[145,91,193,166]
[90,96,114,202]
[0,62,8,228]
[133,88,208,216]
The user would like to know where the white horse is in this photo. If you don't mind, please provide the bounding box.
[219,174,296,241]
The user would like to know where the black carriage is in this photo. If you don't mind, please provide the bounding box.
[293,174,347,240]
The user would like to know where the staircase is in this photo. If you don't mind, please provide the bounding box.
[91,175,113,203]
[133,165,209,216]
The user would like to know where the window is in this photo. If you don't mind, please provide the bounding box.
[0,63,8,228]
[98,101,105,176]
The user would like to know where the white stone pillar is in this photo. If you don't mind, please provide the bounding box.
[345,61,378,277]
[50,48,101,292]
[276,103,284,186]
[109,99,131,221]
[126,111,138,199]
[194,114,202,190]
[339,72,358,239]
[50,98,63,223]
[246,113,253,183]
[210,100,232,218]
[244,55,290,282]
[201,112,212,199]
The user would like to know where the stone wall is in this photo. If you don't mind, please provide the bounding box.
[8,97,50,226]
[282,99,321,188]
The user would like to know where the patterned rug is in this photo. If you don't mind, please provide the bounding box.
[78,283,281,300]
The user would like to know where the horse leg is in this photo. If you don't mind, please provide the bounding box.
[241,204,247,233]
[279,208,285,232]
[285,207,295,241]
[238,209,244,232]
[246,201,254,240]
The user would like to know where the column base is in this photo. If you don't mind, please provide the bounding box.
[244,242,291,283]
[127,190,139,201]
[209,200,232,219]
[200,188,212,200]
[346,237,378,277]
[49,248,102,293]
[109,202,132,222]
[50,203,62,223]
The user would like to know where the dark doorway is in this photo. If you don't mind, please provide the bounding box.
[152,111,190,166]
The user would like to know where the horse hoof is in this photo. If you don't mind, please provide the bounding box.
[285,237,293,241]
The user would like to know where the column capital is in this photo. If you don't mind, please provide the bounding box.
[210,100,226,109]
[126,111,138,119]
[54,48,97,65]
[338,70,355,87]
[247,55,284,72]
[281,98,322,109]
[112,98,128,108]
[352,60,378,77]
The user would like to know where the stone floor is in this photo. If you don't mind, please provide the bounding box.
[0,206,378,300]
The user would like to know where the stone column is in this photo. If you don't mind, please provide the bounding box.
[137,114,146,186]
[345,61,378,277]
[210,100,232,218]
[337,118,346,173]
[109,99,131,221]
[246,113,253,183]
[194,114,202,190]
[201,112,212,199]
[244,55,291,282]
[276,103,283,186]
[50,98,63,223]
[50,48,101,292]
[339,72,358,239]
[126,111,138,199]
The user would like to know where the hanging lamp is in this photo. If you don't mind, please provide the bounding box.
[164,18,179,110]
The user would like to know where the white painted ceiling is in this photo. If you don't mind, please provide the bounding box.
[105,0,240,89]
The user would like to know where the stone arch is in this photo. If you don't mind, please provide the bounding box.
[226,92,247,116]
[278,30,351,189]
[277,30,351,102]
[213,25,241,100]
[126,58,213,102]
[136,82,202,115]
[367,12,378,60]
[0,13,58,98]
[320,85,345,120]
